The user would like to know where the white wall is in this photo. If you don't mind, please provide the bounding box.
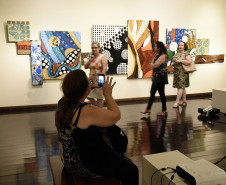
[0,0,225,107]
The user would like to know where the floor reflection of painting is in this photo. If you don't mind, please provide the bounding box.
[128,20,159,79]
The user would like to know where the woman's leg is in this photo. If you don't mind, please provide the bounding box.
[146,83,158,110]
[87,154,139,185]
[175,88,183,104]
[182,88,187,103]
[157,84,167,111]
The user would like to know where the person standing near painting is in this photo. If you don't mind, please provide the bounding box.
[172,42,193,108]
[85,41,108,108]
[141,41,168,116]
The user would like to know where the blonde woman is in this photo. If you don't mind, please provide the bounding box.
[85,41,108,107]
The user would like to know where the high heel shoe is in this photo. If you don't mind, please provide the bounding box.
[172,103,179,108]
[140,109,151,115]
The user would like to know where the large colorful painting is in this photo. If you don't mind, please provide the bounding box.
[31,40,43,85]
[17,41,31,55]
[166,28,196,72]
[92,25,128,75]
[128,20,159,79]
[196,39,210,55]
[195,54,224,64]
[7,21,30,42]
[41,31,81,79]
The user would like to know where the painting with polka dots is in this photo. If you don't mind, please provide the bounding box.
[41,31,81,79]
[166,29,197,72]
[31,40,43,85]
[128,20,159,79]
[92,25,128,75]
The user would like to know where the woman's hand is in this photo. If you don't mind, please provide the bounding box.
[89,55,95,61]
[103,76,116,98]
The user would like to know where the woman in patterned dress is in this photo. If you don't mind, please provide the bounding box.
[172,42,193,108]
[85,41,108,108]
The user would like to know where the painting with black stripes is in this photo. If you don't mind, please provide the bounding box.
[92,25,128,75]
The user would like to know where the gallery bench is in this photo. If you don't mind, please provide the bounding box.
[49,155,120,185]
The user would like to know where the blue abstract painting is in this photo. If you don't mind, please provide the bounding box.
[31,40,43,85]
[41,31,81,79]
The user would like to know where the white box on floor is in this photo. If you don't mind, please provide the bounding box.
[142,150,193,185]
[212,88,226,113]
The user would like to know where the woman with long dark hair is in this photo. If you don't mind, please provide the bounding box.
[141,41,168,116]
[55,69,138,185]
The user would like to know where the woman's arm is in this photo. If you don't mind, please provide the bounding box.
[84,55,94,69]
[101,55,108,74]
[176,55,193,66]
[76,77,121,129]
[151,54,167,69]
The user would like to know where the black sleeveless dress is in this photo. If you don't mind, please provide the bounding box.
[57,103,115,177]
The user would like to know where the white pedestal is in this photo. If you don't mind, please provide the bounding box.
[142,151,193,185]
[212,88,226,113]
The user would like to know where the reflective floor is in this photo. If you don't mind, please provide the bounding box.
[0,98,225,185]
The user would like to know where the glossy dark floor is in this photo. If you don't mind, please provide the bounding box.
[0,98,225,185]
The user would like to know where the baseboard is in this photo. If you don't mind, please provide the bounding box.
[0,92,212,114]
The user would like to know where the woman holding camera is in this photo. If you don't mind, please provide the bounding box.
[172,42,193,108]
[55,69,138,185]
[141,41,168,116]
[85,41,108,107]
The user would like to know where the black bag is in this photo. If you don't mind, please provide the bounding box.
[107,125,128,154]
[154,72,168,85]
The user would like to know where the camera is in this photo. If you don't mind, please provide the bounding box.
[98,74,105,87]
[198,106,220,118]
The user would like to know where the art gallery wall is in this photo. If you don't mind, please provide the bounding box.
[0,0,225,107]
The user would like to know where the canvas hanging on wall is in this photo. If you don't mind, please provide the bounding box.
[166,28,197,72]
[7,21,30,42]
[196,39,210,55]
[92,25,128,75]
[17,41,31,55]
[81,52,92,66]
[41,31,81,79]
[195,54,224,64]
[31,40,43,85]
[127,20,159,79]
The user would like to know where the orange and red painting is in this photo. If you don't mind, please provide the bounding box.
[128,20,159,79]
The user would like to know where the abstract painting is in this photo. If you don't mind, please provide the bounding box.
[31,40,43,85]
[196,39,210,55]
[166,28,196,72]
[128,20,159,79]
[81,52,92,66]
[195,54,224,64]
[17,41,31,55]
[7,21,30,42]
[41,31,81,79]
[92,25,128,75]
